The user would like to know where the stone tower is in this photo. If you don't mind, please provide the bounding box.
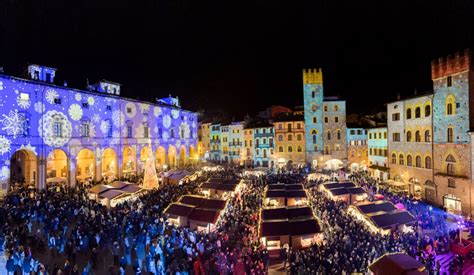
[303,68,324,167]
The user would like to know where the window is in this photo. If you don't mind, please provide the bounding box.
[324,105,328,112]
[297,134,302,141]
[415,131,421,142]
[324,145,330,154]
[144,124,149,138]
[447,76,452,87]
[107,120,113,138]
[446,95,455,115]
[54,122,62,137]
[415,156,421,168]
[425,156,432,169]
[244,140,248,147]
[314,145,318,151]
[383,132,387,139]
[297,146,302,152]
[82,102,89,109]
[312,117,317,123]
[399,154,404,165]
[81,122,90,137]
[350,130,355,135]
[106,105,112,111]
[262,128,266,134]
[406,131,412,142]
[327,131,331,140]
[391,153,397,164]
[269,138,273,145]
[406,108,412,119]
[392,113,400,121]
[263,138,267,144]
[448,178,456,188]
[324,117,328,123]
[312,104,317,112]
[415,107,421,118]
[297,123,301,129]
[378,132,382,139]
[351,150,355,157]
[278,135,283,141]
[425,105,431,117]
[127,124,132,138]
[288,146,293,153]
[158,127,163,138]
[263,149,267,158]
[170,128,175,139]
[312,131,317,144]
[311,91,316,98]
[335,117,339,123]
[334,105,339,112]
[425,130,431,142]
[279,146,283,152]
[447,127,453,143]
[127,107,132,113]
[369,133,372,139]
[447,163,455,175]
[288,124,292,132]
[256,149,260,155]
[54,97,61,104]
[288,135,293,141]
[337,130,341,140]
[392,133,400,142]
[406,155,413,166]
[369,148,373,155]
[357,129,362,135]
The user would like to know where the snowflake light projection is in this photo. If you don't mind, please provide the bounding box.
[17,95,31,109]
[153,106,161,117]
[0,81,3,90]
[38,110,72,147]
[0,166,10,180]
[68,139,82,156]
[112,110,125,127]
[154,126,158,134]
[163,115,172,128]
[180,122,191,139]
[87,96,95,106]
[19,143,37,156]
[109,131,120,146]
[1,110,26,138]
[92,114,100,124]
[125,102,137,118]
[75,93,82,101]
[68,104,83,121]
[171,109,180,119]
[79,121,96,138]
[45,89,58,104]
[139,103,150,114]
[192,121,197,128]
[34,102,45,113]
[0,135,11,155]
[100,120,111,135]
[162,131,169,142]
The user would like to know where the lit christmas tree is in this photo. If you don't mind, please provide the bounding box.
[142,144,159,189]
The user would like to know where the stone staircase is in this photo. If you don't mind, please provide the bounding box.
[436,252,474,275]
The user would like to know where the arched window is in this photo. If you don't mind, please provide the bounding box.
[337,129,341,140]
[425,105,431,117]
[311,129,317,144]
[415,131,421,142]
[312,91,315,98]
[447,163,455,175]
[415,107,421,118]
[351,150,355,157]
[391,153,397,164]
[288,146,293,153]
[447,127,453,143]
[278,135,283,141]
[446,154,456,163]
[406,108,412,119]
[334,105,339,112]
[399,154,404,165]
[406,155,413,166]
[415,156,421,168]
[425,156,432,169]
[425,130,430,142]
[406,131,412,142]
[278,146,283,153]
[263,149,267,158]
[288,134,293,141]
[327,131,331,140]
[446,95,455,115]
[297,146,302,152]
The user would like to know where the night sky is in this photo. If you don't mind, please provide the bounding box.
[1,0,474,118]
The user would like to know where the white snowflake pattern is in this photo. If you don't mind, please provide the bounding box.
[38,110,72,147]
[0,166,10,180]
[154,126,158,133]
[87,96,95,106]
[68,104,83,121]
[112,110,125,127]
[192,121,197,128]
[68,139,82,156]
[171,109,180,119]
[162,115,172,128]
[34,102,45,113]
[153,107,161,117]
[1,110,26,138]
[125,102,137,118]
[0,136,11,155]
[45,89,58,104]
[109,131,121,146]
[75,93,82,101]
[100,120,111,135]
[16,94,31,109]
[0,81,3,91]
[139,103,150,114]
[179,122,191,139]
[162,131,169,142]
[92,114,101,123]
[19,143,37,156]
[142,116,147,123]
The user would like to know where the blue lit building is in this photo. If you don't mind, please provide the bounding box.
[0,64,198,192]
[367,127,388,180]
[346,127,368,171]
[250,120,275,168]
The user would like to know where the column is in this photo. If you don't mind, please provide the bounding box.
[117,153,123,179]
[69,158,76,189]
[95,157,102,182]
[37,157,46,190]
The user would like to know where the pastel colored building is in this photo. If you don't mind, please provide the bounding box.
[228,122,243,164]
[346,127,368,172]
[210,123,221,161]
[250,121,275,168]
[303,69,347,170]
[273,112,306,168]
[198,122,211,160]
[368,127,388,181]
[1,65,198,192]
[220,124,230,163]
[243,128,254,167]
[387,94,434,200]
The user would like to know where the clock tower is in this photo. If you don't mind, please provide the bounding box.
[303,68,324,167]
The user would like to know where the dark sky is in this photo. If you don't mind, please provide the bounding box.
[1,0,474,118]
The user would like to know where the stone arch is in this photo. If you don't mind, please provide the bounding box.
[76,148,95,184]
[189,145,196,163]
[46,149,68,186]
[101,148,117,180]
[10,149,37,188]
[179,145,187,166]
[122,146,137,176]
[156,146,167,169]
[168,145,177,168]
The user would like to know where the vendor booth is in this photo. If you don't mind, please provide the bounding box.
[88,181,145,207]
[369,253,425,275]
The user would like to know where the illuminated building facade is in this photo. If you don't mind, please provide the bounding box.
[346,127,368,172]
[210,123,221,161]
[250,121,275,168]
[220,124,230,163]
[242,128,254,167]
[273,112,306,168]
[368,127,388,181]
[303,69,347,169]
[228,122,243,164]
[387,94,434,201]
[198,122,211,160]
[1,65,198,192]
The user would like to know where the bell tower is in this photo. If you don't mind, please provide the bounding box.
[303,68,324,166]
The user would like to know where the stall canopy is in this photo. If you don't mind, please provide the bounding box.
[356,201,397,215]
[164,195,227,225]
[265,190,307,199]
[179,195,227,210]
[370,211,416,229]
[267,184,304,191]
[260,205,321,238]
[369,253,426,275]
[322,182,356,190]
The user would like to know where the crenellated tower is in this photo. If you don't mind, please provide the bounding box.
[303,68,324,167]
